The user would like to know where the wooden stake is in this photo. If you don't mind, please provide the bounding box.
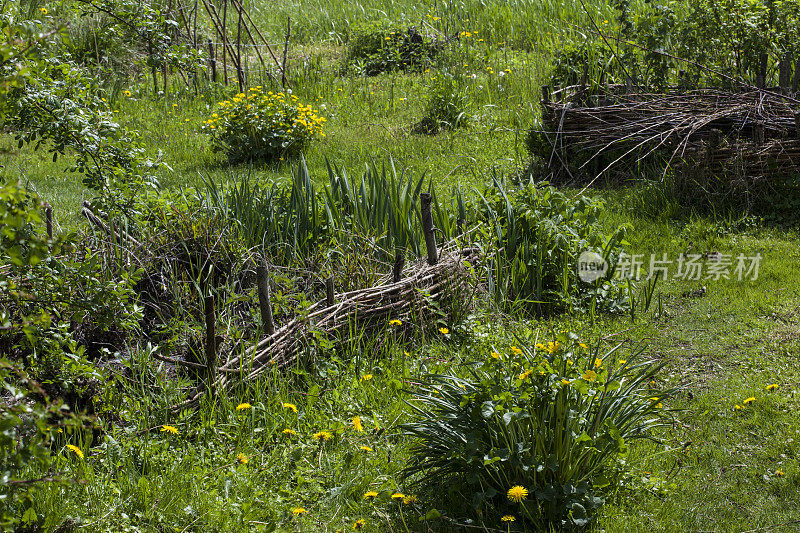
[795,112,800,139]
[281,17,290,88]
[392,251,404,283]
[236,0,244,91]
[325,276,334,306]
[256,259,275,335]
[204,294,216,392]
[221,0,229,85]
[45,204,53,239]
[208,39,216,82]
[420,193,438,266]
[754,122,765,146]
[779,53,792,92]
[148,40,158,96]
[757,53,767,89]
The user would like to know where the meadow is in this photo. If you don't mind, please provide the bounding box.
[2,0,800,531]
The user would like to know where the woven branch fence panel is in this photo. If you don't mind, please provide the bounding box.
[173,245,477,410]
[537,86,800,182]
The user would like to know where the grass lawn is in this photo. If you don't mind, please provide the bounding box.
[3,0,800,530]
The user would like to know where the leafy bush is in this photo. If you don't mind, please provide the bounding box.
[476,179,629,316]
[202,87,326,164]
[402,333,674,529]
[344,20,443,75]
[414,72,470,134]
[10,62,160,211]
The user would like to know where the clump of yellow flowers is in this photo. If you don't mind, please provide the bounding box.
[201,86,326,163]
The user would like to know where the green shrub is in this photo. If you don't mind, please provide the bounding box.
[476,179,629,317]
[344,20,443,75]
[402,333,674,529]
[201,87,326,164]
[414,72,470,134]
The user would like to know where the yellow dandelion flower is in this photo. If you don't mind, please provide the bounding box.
[282,428,297,435]
[237,453,248,464]
[439,327,450,334]
[122,90,131,97]
[391,492,405,500]
[743,397,756,405]
[291,507,307,516]
[501,515,515,522]
[352,416,364,433]
[354,518,366,529]
[283,402,298,413]
[734,404,743,410]
[519,369,533,380]
[313,430,333,441]
[560,379,571,385]
[594,358,603,368]
[160,425,179,435]
[766,384,779,391]
[361,374,373,382]
[389,319,402,326]
[360,445,373,452]
[776,470,785,477]
[39,7,47,14]
[582,370,597,381]
[363,491,378,499]
[547,342,560,354]
[490,351,500,359]
[510,346,522,355]
[236,402,252,411]
[507,485,528,503]
[65,444,83,459]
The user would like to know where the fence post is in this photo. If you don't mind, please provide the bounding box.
[204,294,216,393]
[236,0,244,91]
[208,39,216,82]
[779,53,792,93]
[222,0,229,85]
[45,204,53,239]
[256,258,275,335]
[392,251,405,282]
[757,53,767,89]
[420,192,438,266]
[325,276,334,306]
[794,112,800,139]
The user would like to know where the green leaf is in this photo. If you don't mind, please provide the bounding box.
[422,509,442,520]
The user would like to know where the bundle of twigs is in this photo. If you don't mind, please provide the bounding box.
[171,244,476,411]
[539,87,800,181]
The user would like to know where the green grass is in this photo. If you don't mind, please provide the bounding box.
[4,0,800,530]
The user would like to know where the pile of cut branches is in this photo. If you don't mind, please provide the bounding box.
[534,86,800,183]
